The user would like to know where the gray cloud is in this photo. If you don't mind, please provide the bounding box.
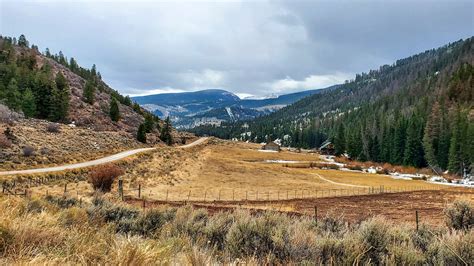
[1,0,472,97]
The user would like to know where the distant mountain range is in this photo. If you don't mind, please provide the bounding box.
[132,86,338,128]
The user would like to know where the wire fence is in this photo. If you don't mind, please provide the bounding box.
[118,183,439,203]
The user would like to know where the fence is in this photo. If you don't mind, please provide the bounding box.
[1,174,85,197]
[118,183,438,203]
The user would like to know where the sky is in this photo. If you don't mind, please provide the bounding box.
[1,0,473,98]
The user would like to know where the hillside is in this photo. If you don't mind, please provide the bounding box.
[133,87,336,128]
[0,35,155,133]
[192,37,474,175]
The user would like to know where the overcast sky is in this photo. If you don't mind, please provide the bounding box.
[1,0,473,98]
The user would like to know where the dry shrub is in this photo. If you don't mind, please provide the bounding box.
[357,217,391,264]
[22,145,35,156]
[0,134,12,149]
[88,164,124,192]
[226,211,289,261]
[59,207,88,227]
[0,225,13,254]
[46,123,61,133]
[347,164,363,171]
[444,200,473,230]
[392,165,418,175]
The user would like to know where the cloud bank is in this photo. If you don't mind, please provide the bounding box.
[1,0,472,97]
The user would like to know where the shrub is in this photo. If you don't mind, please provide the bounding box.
[59,207,88,227]
[22,145,35,156]
[0,225,13,255]
[226,212,289,261]
[357,217,390,265]
[347,164,363,171]
[204,211,235,250]
[412,225,436,252]
[45,195,78,209]
[444,200,473,230]
[0,134,12,149]
[88,164,124,192]
[88,200,139,224]
[426,231,474,265]
[46,123,61,133]
[129,208,176,236]
[25,199,46,214]
[314,236,346,264]
[318,214,347,236]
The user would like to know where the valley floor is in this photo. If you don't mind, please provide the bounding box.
[6,138,471,226]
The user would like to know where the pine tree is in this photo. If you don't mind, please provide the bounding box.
[144,114,154,133]
[18,34,28,47]
[447,126,461,175]
[423,102,441,167]
[22,88,36,118]
[83,80,95,104]
[403,117,425,167]
[55,72,69,121]
[392,118,406,165]
[161,116,173,145]
[6,78,21,111]
[334,124,345,156]
[137,123,147,143]
[109,97,120,122]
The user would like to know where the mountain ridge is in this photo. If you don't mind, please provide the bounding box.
[132,86,338,128]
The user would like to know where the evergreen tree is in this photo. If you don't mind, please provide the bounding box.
[334,124,345,156]
[403,117,424,167]
[423,102,441,167]
[392,119,406,165]
[6,78,21,111]
[18,34,28,47]
[144,114,154,133]
[137,123,147,143]
[83,80,95,104]
[21,88,36,118]
[109,97,120,122]
[161,116,173,145]
[447,121,461,175]
[55,72,69,121]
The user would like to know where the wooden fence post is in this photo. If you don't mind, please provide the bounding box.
[416,210,419,231]
[118,179,123,201]
[233,189,235,201]
[138,184,141,198]
[314,206,318,224]
[64,183,67,194]
[188,190,191,201]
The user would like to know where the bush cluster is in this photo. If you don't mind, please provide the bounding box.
[19,196,473,264]
[88,164,124,192]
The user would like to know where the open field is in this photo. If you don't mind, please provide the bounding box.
[10,139,471,226]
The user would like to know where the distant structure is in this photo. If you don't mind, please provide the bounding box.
[319,140,335,155]
[261,141,281,152]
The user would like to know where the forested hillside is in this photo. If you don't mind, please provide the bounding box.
[192,38,474,176]
[0,35,178,143]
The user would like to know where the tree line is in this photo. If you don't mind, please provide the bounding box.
[191,38,473,176]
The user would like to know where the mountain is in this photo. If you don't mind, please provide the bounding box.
[132,86,337,128]
[191,37,473,175]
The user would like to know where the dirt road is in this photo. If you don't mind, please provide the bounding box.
[0,137,208,176]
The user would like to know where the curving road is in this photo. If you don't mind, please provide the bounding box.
[0,137,208,176]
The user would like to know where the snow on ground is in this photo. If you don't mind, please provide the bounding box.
[264,160,301,164]
[258,150,278,153]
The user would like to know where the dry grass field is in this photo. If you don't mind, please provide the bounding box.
[15,138,473,226]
